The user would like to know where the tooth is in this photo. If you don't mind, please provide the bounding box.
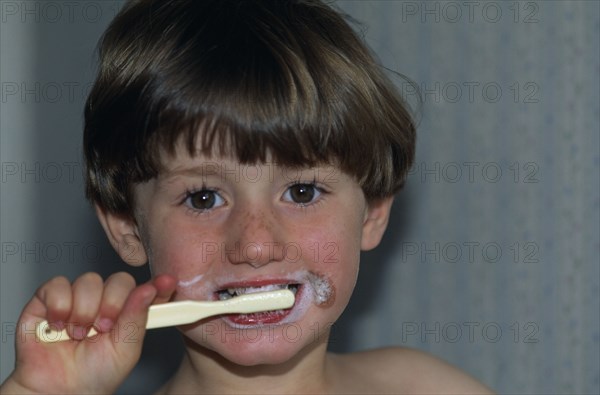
[219,292,232,300]
[221,283,296,298]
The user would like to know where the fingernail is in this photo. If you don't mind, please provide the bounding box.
[72,325,87,340]
[96,318,114,333]
[49,320,64,330]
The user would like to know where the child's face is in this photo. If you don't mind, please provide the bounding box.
[128,142,389,365]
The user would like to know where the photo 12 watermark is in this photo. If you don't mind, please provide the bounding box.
[407,161,540,184]
[2,321,141,344]
[0,240,342,266]
[1,241,103,265]
[1,161,84,184]
[2,320,338,346]
[167,241,339,265]
[0,160,340,185]
[398,1,540,24]
[1,1,121,24]
[1,82,94,104]
[398,241,540,264]
[401,81,540,105]
[399,321,540,344]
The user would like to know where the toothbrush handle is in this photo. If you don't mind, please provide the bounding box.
[34,302,209,343]
[35,290,295,343]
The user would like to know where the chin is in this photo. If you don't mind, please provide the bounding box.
[182,319,323,366]
[218,344,297,366]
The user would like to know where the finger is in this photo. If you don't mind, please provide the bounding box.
[151,274,178,305]
[68,272,104,340]
[95,272,136,333]
[111,283,157,366]
[35,276,72,329]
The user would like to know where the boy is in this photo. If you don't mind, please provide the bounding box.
[1,0,493,393]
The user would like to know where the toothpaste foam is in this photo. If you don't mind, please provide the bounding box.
[178,274,204,288]
[306,271,334,306]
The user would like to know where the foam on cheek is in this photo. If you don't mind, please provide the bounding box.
[306,271,335,307]
[177,274,204,288]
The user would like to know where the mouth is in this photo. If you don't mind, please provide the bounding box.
[216,283,300,300]
[214,282,301,326]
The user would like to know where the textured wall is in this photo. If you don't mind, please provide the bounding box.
[1,1,598,394]
[334,1,600,394]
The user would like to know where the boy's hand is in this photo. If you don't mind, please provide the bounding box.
[1,272,177,394]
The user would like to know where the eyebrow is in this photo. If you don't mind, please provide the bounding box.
[158,162,337,186]
[159,163,224,182]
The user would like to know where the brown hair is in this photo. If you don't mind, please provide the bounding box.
[84,0,417,214]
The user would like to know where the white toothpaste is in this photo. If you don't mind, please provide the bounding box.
[178,274,204,288]
[306,272,333,305]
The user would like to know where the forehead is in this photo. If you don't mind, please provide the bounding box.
[157,130,338,173]
[157,146,342,184]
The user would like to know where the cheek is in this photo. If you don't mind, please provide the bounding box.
[147,218,219,280]
[298,216,362,304]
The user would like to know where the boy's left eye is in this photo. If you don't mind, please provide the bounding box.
[282,184,322,205]
[185,190,225,211]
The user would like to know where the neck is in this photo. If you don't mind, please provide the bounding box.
[158,335,332,394]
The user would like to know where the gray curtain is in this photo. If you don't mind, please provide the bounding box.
[1,1,598,394]
[334,2,599,394]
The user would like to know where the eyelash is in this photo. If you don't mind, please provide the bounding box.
[181,186,225,216]
[180,180,329,215]
[281,179,329,208]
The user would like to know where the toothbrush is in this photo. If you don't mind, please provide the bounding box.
[36,289,295,343]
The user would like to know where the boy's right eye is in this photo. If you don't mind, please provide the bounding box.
[185,190,225,211]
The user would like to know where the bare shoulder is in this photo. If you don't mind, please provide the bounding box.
[329,347,495,394]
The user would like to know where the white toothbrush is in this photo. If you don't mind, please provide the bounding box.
[36,289,295,343]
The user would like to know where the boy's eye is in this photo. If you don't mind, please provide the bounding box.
[283,184,321,205]
[185,190,225,211]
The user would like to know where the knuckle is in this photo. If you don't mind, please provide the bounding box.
[78,271,103,286]
[36,276,71,305]
[108,271,136,288]
[48,299,71,316]
[70,274,104,316]
[102,273,137,312]
[39,275,69,292]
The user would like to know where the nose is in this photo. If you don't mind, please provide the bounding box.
[225,208,285,268]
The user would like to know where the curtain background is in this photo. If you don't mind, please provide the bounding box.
[1,1,598,394]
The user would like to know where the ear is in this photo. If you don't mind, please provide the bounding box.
[361,196,394,251]
[95,204,148,267]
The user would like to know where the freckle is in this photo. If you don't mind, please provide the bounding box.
[242,212,253,232]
